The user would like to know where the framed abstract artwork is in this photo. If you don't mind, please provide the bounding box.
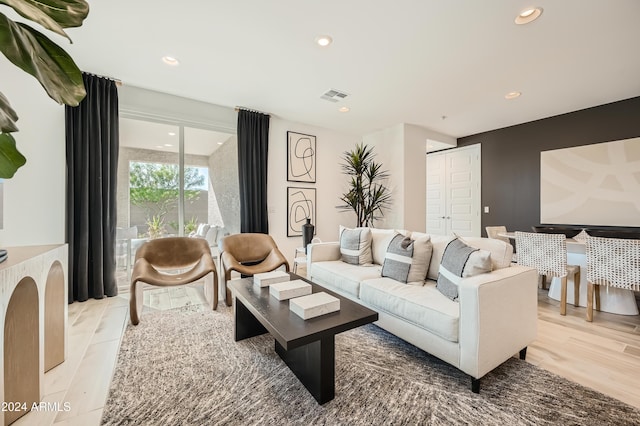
[287,187,316,237]
[287,131,316,183]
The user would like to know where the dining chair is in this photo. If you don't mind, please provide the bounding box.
[515,231,580,315]
[486,226,517,262]
[585,235,640,322]
[485,226,510,244]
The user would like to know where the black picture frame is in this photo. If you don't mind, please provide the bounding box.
[287,131,316,183]
[287,187,316,237]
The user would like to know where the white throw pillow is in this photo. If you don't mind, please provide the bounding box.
[339,227,373,265]
[370,228,396,265]
[436,238,492,301]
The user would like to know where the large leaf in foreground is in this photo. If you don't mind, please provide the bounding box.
[0,91,18,133]
[0,0,89,40]
[0,13,85,106]
[0,133,26,178]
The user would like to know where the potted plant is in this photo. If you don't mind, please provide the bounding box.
[337,143,391,227]
[0,0,89,178]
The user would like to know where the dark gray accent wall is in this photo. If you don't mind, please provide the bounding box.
[456,96,640,235]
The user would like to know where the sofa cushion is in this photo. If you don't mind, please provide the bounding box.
[381,234,432,284]
[370,228,396,265]
[359,278,460,342]
[426,235,456,280]
[437,238,492,301]
[310,260,381,298]
[339,227,373,265]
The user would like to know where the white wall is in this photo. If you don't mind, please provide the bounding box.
[403,124,456,232]
[363,124,405,229]
[0,61,67,247]
[364,123,456,233]
[267,117,361,262]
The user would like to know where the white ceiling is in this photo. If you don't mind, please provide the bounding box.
[43,1,640,138]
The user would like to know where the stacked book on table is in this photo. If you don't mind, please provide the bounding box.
[253,271,340,320]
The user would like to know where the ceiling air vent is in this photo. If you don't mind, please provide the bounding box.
[320,89,349,103]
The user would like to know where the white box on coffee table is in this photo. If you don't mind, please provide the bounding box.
[290,292,340,320]
[253,270,290,287]
[269,279,312,300]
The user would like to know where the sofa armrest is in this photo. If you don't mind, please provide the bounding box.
[457,265,539,379]
[307,242,341,268]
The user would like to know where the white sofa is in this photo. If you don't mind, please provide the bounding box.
[307,230,539,392]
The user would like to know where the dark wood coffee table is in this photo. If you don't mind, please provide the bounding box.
[229,273,378,404]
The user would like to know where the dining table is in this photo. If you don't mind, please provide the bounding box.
[499,232,639,315]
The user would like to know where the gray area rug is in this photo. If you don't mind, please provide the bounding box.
[102,304,640,425]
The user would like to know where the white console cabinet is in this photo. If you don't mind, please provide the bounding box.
[0,245,68,425]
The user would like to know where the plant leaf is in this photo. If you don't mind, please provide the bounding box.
[0,0,89,40]
[0,14,86,105]
[0,132,26,178]
[0,91,19,133]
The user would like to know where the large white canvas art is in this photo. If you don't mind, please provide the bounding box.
[540,137,640,227]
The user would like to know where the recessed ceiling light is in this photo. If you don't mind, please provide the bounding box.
[162,56,180,66]
[505,91,522,100]
[164,143,173,147]
[168,132,176,136]
[217,142,223,145]
[515,7,543,25]
[315,35,333,47]
[156,145,163,148]
[338,106,350,113]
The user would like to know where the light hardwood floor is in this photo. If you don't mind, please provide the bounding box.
[14,275,640,425]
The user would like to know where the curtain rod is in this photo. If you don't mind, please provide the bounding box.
[83,71,123,87]
[235,106,270,116]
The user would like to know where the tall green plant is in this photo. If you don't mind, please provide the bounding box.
[0,0,89,178]
[337,143,391,227]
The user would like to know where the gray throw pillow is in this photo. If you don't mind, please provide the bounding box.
[437,238,492,301]
[340,227,373,265]
[381,234,433,284]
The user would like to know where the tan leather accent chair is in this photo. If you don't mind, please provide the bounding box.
[130,237,218,325]
[220,233,290,306]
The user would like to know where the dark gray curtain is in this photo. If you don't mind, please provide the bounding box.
[65,73,119,303]
[237,109,270,233]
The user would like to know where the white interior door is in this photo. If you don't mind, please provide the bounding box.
[426,145,481,236]
[446,145,481,237]
[426,153,447,235]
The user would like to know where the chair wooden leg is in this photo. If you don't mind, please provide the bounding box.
[595,283,601,312]
[560,276,567,315]
[573,270,580,307]
[203,272,218,310]
[587,281,594,322]
[129,280,144,325]
[538,274,547,290]
[226,288,233,306]
[223,272,233,306]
